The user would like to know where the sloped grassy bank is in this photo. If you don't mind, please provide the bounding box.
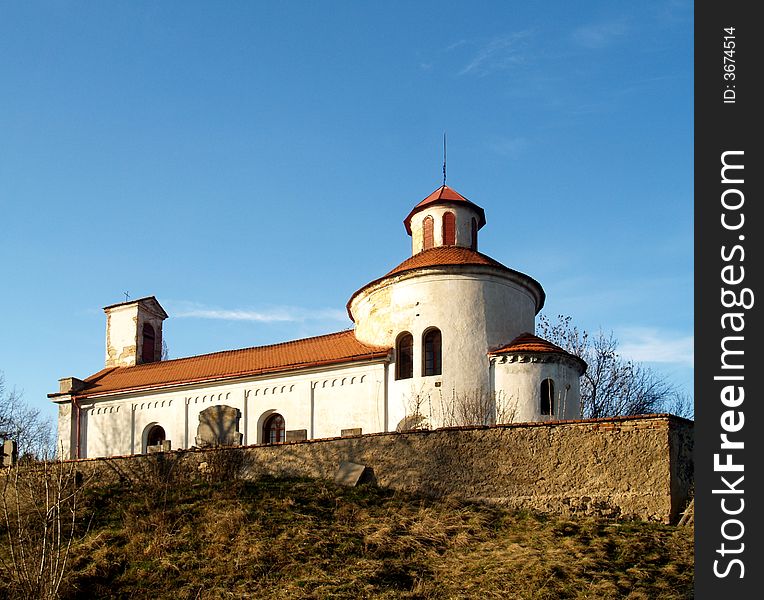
[1,475,693,599]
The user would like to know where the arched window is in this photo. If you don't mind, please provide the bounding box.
[442,211,456,245]
[142,323,156,364]
[540,379,555,416]
[146,424,166,448]
[423,215,434,250]
[471,217,478,250]
[423,328,442,376]
[263,413,285,444]
[396,332,414,380]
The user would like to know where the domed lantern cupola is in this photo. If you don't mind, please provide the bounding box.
[403,185,487,256]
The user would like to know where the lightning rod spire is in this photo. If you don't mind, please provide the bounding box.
[442,132,447,187]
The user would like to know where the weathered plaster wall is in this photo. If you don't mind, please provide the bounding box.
[104,304,140,368]
[104,302,166,367]
[350,270,542,428]
[351,271,538,352]
[72,414,694,523]
[351,268,548,429]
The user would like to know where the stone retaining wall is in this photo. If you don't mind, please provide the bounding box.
[71,414,694,523]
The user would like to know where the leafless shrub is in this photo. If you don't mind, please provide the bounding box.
[401,386,519,430]
[398,385,433,431]
[440,389,518,427]
[1,457,89,599]
[198,447,244,483]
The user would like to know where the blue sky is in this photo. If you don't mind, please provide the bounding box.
[0,1,693,424]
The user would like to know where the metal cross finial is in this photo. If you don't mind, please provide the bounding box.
[442,132,447,187]
[123,291,130,302]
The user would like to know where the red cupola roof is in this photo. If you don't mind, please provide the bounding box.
[403,185,486,235]
[489,333,587,373]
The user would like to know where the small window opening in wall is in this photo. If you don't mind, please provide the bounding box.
[471,217,478,250]
[540,379,555,416]
[142,323,156,364]
[423,328,442,376]
[396,333,414,380]
[423,215,434,250]
[263,413,285,444]
[146,424,166,448]
[442,211,456,245]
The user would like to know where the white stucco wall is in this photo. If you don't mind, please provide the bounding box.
[311,364,387,438]
[67,360,388,458]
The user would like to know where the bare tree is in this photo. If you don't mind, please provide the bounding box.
[536,315,688,418]
[0,373,54,460]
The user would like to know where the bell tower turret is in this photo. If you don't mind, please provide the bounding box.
[403,185,486,256]
[103,296,168,367]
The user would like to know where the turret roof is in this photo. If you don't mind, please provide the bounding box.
[403,185,486,234]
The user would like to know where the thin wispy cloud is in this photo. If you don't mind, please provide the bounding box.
[572,20,629,49]
[170,302,348,324]
[617,327,694,366]
[458,32,532,76]
[489,135,528,158]
[445,39,468,52]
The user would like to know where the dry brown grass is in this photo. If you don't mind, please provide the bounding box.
[0,476,693,599]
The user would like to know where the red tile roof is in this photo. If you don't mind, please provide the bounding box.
[404,185,486,234]
[385,246,507,277]
[347,247,545,320]
[69,330,390,399]
[490,333,587,371]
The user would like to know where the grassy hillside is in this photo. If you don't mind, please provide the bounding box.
[1,474,693,599]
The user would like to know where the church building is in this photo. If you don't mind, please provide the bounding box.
[50,185,586,459]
